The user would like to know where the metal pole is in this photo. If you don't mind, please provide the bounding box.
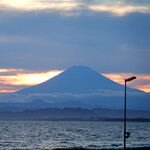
[124,76,136,150]
[124,80,127,150]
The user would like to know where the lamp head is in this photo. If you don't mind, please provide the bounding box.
[125,76,136,82]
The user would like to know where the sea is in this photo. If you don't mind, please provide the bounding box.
[0,121,150,149]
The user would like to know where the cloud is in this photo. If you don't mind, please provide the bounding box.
[0,90,142,103]
[136,85,150,93]
[0,0,84,16]
[0,68,23,73]
[102,73,150,92]
[0,1,149,74]
[0,0,150,16]
[0,69,63,92]
[88,5,150,16]
[0,84,28,93]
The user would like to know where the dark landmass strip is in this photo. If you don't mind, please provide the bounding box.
[0,117,150,122]
[0,107,150,121]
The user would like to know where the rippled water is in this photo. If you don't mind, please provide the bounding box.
[0,121,149,149]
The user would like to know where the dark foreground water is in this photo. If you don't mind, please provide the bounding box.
[0,121,150,149]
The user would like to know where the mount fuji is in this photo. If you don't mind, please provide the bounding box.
[14,66,150,110]
[17,66,140,94]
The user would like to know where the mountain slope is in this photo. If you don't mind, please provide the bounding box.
[17,66,141,94]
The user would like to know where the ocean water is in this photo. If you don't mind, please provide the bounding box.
[0,121,149,149]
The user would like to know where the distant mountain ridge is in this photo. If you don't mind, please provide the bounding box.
[0,106,149,120]
[0,99,90,111]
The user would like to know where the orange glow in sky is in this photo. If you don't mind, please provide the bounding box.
[0,71,63,85]
[0,69,23,72]
[135,85,150,93]
[0,69,63,92]
[102,73,150,93]
[0,69,150,93]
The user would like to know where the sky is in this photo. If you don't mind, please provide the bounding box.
[0,0,150,93]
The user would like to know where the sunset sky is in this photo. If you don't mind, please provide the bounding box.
[0,0,150,93]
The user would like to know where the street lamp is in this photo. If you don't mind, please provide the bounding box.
[124,76,136,150]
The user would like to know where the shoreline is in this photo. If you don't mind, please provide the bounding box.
[0,147,149,150]
[53,147,150,150]
[0,147,150,150]
[0,118,150,122]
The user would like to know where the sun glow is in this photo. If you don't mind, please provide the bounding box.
[0,69,63,92]
[0,70,63,85]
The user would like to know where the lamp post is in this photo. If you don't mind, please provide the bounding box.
[124,76,136,150]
